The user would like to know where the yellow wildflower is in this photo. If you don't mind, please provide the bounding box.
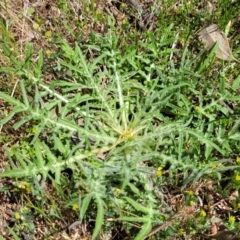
[72,204,78,211]
[190,200,195,206]
[229,215,235,224]
[211,164,216,169]
[200,209,206,217]
[236,174,240,181]
[122,19,127,25]
[18,181,31,193]
[178,229,185,235]
[236,157,240,163]
[33,23,40,30]
[22,207,28,212]
[45,30,52,37]
[115,188,121,196]
[32,128,37,134]
[194,106,200,111]
[45,50,52,56]
[120,3,126,9]
[187,190,194,196]
[122,129,133,139]
[156,167,162,177]
[15,213,21,220]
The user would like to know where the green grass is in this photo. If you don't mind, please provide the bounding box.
[1,0,240,239]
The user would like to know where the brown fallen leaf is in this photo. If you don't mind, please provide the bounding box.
[198,24,240,63]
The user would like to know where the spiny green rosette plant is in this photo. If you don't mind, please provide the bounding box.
[1,20,240,239]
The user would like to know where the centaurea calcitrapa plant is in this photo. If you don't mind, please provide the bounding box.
[1,15,240,239]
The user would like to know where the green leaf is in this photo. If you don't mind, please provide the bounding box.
[2,44,19,66]
[34,141,45,168]
[127,182,141,196]
[92,195,104,239]
[60,40,75,60]
[134,221,152,240]
[0,105,25,125]
[118,216,149,223]
[26,7,35,15]
[0,168,29,178]
[185,129,225,155]
[24,43,33,71]
[232,74,240,91]
[124,197,150,214]
[197,41,220,73]
[229,133,240,140]
[53,134,66,154]
[13,116,32,129]
[20,80,29,108]
[35,48,43,79]
[7,227,21,240]
[80,193,93,221]
[0,91,25,107]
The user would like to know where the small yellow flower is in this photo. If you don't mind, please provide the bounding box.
[115,188,121,196]
[178,229,185,235]
[190,200,195,206]
[45,50,52,56]
[194,106,200,111]
[122,19,127,25]
[200,209,206,217]
[32,128,37,134]
[122,129,133,139]
[156,167,162,177]
[211,164,216,169]
[18,181,26,189]
[18,181,31,192]
[45,30,52,37]
[15,213,21,220]
[22,207,28,212]
[120,3,126,9]
[187,190,194,196]
[229,215,235,223]
[33,22,40,30]
[236,157,240,163]
[236,174,240,181]
[72,204,78,211]
[25,185,31,193]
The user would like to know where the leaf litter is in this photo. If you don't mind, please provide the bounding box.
[198,24,240,63]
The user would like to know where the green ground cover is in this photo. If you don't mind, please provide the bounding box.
[1,0,240,239]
